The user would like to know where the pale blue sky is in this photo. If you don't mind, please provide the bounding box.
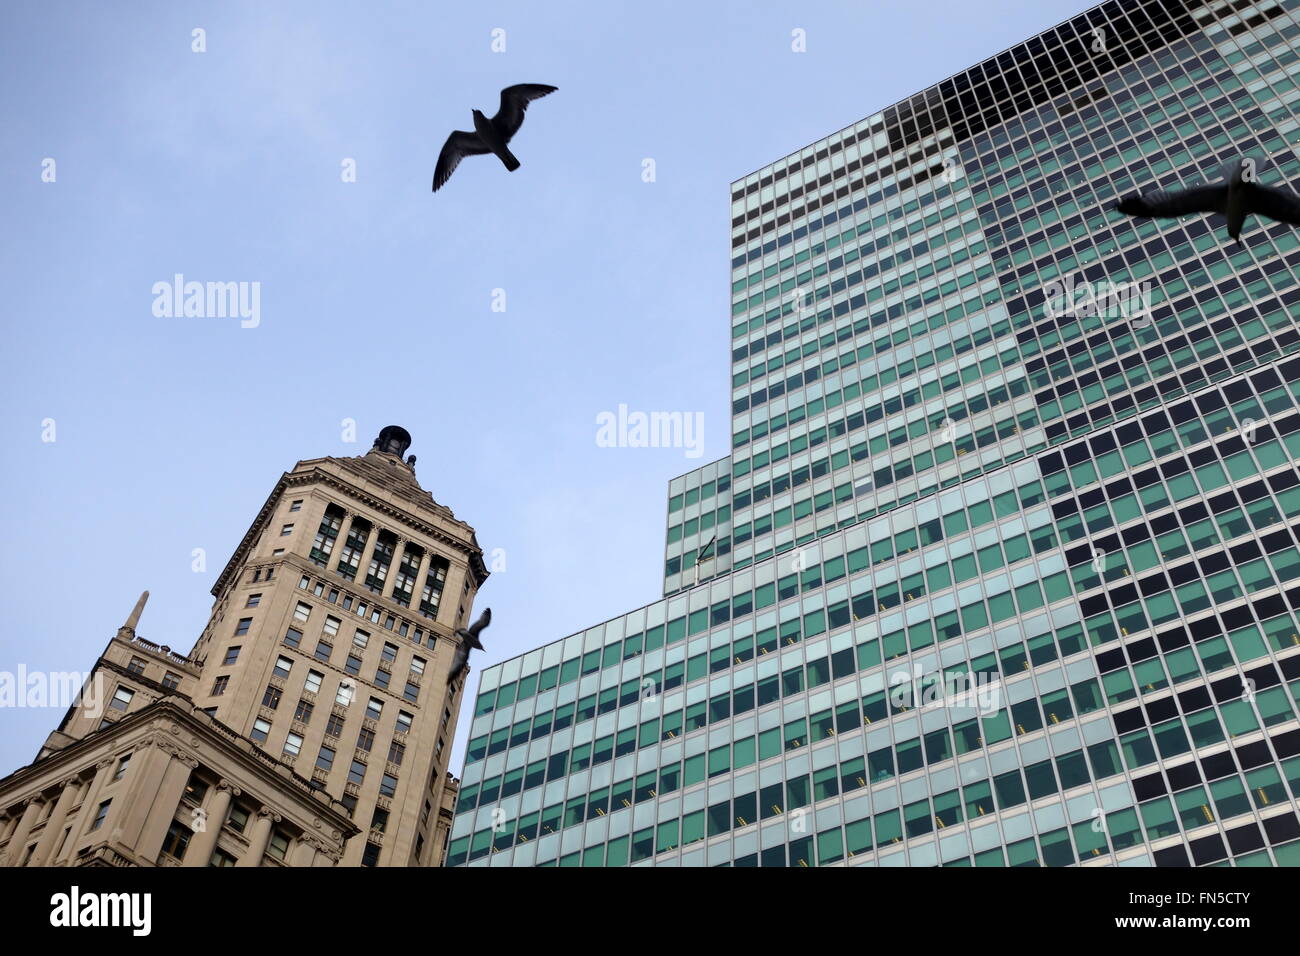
[0,0,1089,777]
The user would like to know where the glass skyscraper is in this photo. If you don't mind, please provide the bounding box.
[451,0,1300,867]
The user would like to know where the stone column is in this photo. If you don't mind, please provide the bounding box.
[134,747,196,862]
[0,797,44,866]
[236,807,280,866]
[407,547,430,615]
[183,780,238,867]
[446,562,469,629]
[380,536,402,601]
[28,777,83,866]
[61,758,115,857]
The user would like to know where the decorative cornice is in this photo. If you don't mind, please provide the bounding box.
[212,463,487,599]
[152,737,199,769]
[0,700,358,839]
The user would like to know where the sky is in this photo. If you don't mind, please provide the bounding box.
[0,0,1091,779]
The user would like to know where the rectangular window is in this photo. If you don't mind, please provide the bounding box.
[110,686,134,711]
[284,732,303,756]
[161,821,191,860]
[304,670,323,694]
[420,557,450,619]
[266,830,289,861]
[211,676,229,696]
[294,602,312,622]
[222,646,240,666]
[250,718,271,743]
[91,800,111,830]
[273,656,293,678]
[235,618,252,636]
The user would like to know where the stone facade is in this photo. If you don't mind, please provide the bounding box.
[0,427,486,867]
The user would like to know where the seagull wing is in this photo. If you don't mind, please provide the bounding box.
[491,84,558,143]
[1247,183,1300,225]
[1117,183,1226,218]
[466,607,492,641]
[433,130,490,192]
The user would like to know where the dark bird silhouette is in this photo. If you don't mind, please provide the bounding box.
[432,84,558,192]
[447,607,492,684]
[1115,156,1300,246]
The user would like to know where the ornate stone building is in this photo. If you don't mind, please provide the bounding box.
[0,426,487,866]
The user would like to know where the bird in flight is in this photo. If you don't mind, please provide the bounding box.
[448,607,492,684]
[432,84,558,192]
[1115,156,1300,245]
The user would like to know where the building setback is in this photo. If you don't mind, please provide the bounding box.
[453,0,1300,867]
[0,426,485,867]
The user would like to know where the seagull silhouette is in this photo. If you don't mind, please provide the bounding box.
[1115,157,1300,246]
[447,607,492,684]
[432,84,558,192]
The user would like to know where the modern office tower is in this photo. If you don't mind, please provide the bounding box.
[0,426,488,867]
[452,0,1300,867]
[663,459,734,595]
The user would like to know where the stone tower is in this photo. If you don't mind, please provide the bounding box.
[0,427,488,867]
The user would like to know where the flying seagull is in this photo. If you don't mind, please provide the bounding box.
[1115,156,1300,245]
[432,84,558,192]
[447,607,492,684]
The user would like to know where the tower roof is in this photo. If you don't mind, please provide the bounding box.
[209,425,489,599]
